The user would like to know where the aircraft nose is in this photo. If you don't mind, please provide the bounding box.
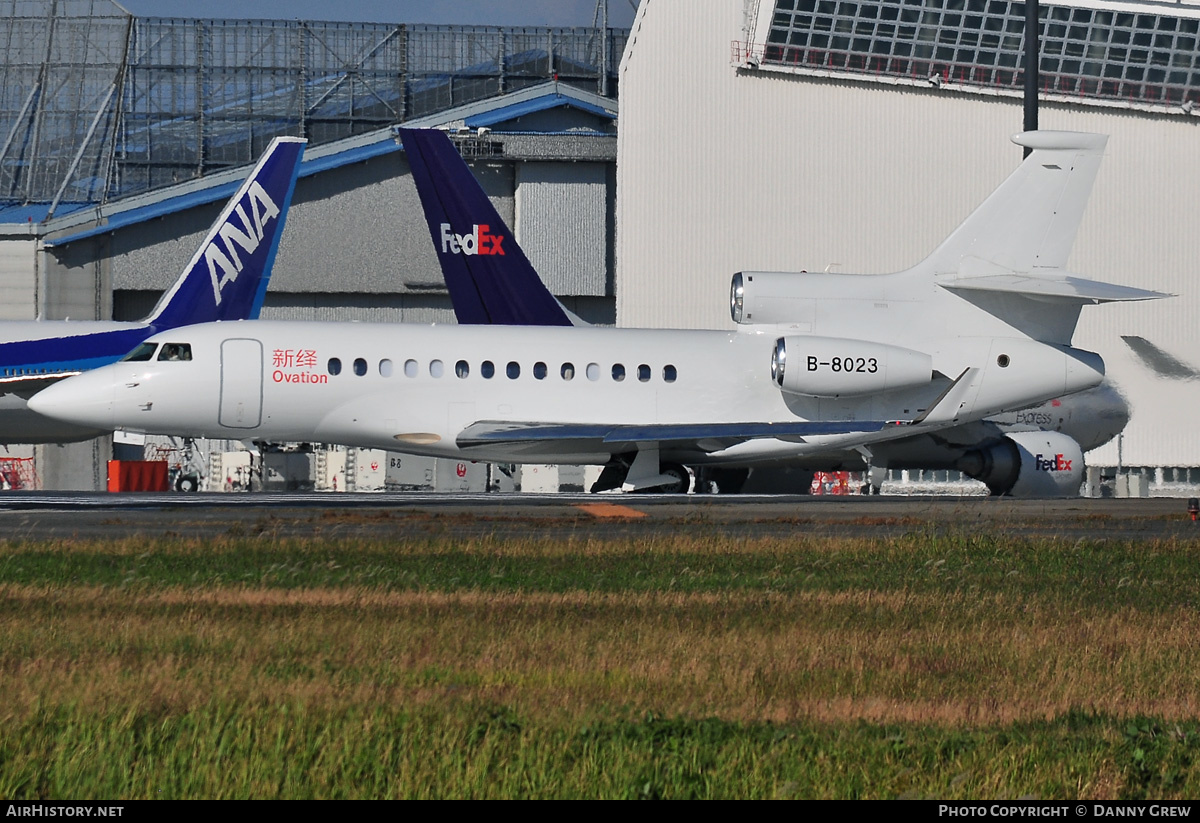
[28,371,116,430]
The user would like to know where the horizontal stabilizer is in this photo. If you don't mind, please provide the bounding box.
[941,272,1168,304]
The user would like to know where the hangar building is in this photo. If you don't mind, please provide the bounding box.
[618,0,1200,482]
[0,0,623,489]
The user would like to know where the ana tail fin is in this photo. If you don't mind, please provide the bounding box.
[919,131,1106,277]
[399,128,575,326]
[143,136,305,329]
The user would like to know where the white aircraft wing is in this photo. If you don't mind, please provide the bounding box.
[456,419,897,450]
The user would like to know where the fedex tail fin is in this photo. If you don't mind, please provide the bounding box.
[143,136,305,330]
[399,128,576,326]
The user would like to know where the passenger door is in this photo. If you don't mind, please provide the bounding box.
[219,338,263,428]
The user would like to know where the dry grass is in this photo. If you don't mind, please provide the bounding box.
[3,582,1199,728]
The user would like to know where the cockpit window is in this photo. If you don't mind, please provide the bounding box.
[123,342,158,362]
[157,343,193,362]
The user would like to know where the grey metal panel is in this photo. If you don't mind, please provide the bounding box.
[516,161,607,296]
[105,154,518,297]
[0,239,36,320]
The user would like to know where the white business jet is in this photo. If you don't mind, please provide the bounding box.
[28,131,1164,493]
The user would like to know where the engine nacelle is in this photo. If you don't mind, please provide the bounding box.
[956,430,1084,497]
[771,336,934,398]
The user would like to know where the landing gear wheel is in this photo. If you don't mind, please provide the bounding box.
[657,462,690,494]
[175,474,199,493]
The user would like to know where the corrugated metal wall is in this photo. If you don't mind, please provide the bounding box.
[106,155,515,301]
[0,239,36,319]
[516,162,608,296]
[618,0,1200,467]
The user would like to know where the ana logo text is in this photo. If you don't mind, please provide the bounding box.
[439,223,505,256]
[206,181,280,305]
[1034,453,1072,472]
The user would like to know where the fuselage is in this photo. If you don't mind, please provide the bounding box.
[29,320,1107,467]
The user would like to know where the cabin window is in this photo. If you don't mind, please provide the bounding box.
[328,358,342,376]
[379,359,393,377]
[430,359,445,378]
[561,362,575,381]
[404,359,418,378]
[612,364,626,382]
[533,361,548,380]
[663,365,678,383]
[506,361,521,379]
[586,363,600,381]
[455,360,470,378]
[123,342,158,362]
[353,358,368,376]
[481,360,495,379]
[637,364,651,382]
[157,343,192,361]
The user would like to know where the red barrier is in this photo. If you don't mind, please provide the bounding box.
[107,460,169,492]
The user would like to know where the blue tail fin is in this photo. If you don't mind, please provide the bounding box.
[144,136,305,330]
[399,128,574,326]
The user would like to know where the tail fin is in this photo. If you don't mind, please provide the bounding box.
[926,131,1167,343]
[144,136,306,329]
[399,128,575,326]
[920,131,1106,277]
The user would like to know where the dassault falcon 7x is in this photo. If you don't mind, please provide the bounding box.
[0,136,305,443]
[401,127,1136,495]
[29,131,1165,493]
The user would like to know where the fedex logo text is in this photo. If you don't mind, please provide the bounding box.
[206,181,280,305]
[439,223,505,256]
[1034,453,1073,472]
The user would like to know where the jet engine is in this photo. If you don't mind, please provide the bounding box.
[771,336,934,398]
[956,430,1085,497]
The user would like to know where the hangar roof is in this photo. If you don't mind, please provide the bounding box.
[41,81,619,247]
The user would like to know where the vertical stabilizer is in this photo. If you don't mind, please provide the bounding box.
[144,136,306,329]
[400,128,575,326]
[918,131,1107,277]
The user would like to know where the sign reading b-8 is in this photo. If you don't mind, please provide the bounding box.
[807,355,880,374]
[773,336,934,399]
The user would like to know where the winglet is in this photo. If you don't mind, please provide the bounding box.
[910,368,982,426]
[399,128,575,326]
[143,136,306,330]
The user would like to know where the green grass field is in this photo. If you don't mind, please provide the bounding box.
[2,527,1199,798]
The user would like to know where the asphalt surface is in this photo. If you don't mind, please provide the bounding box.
[0,491,1194,542]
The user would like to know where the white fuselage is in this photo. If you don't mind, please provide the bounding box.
[29,320,1106,467]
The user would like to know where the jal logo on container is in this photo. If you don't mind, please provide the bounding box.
[1034,453,1073,472]
[439,223,505,256]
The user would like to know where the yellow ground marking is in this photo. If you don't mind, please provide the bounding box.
[575,502,647,519]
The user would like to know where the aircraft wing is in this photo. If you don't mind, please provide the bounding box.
[456,419,895,450]
[456,367,1004,455]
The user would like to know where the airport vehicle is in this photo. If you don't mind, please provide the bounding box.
[0,136,305,444]
[402,127,1142,495]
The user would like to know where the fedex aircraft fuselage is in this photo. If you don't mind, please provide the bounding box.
[33,319,1104,468]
